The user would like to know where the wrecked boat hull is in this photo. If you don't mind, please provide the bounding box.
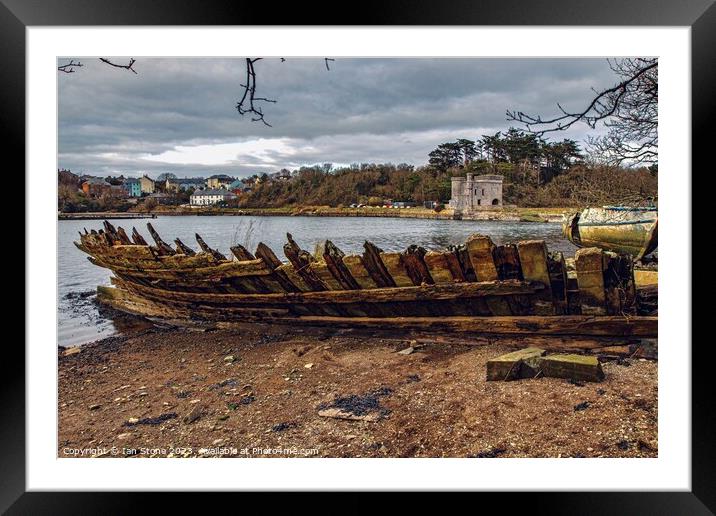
[75,221,657,337]
[563,206,658,260]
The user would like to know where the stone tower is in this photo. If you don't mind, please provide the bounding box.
[449,174,503,211]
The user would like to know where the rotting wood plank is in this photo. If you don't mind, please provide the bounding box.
[255,242,301,293]
[493,244,523,280]
[379,252,414,287]
[131,227,148,246]
[463,236,511,315]
[602,252,637,316]
[113,277,543,306]
[547,251,568,315]
[444,249,467,282]
[402,245,434,286]
[288,314,658,337]
[146,223,176,256]
[423,251,455,284]
[195,233,227,261]
[174,238,196,256]
[276,264,311,292]
[318,240,361,290]
[575,247,607,315]
[362,241,396,288]
[283,233,327,291]
[230,244,255,261]
[116,226,133,245]
[342,255,378,289]
[309,261,344,290]
[517,240,555,315]
[453,244,477,282]
[466,234,499,281]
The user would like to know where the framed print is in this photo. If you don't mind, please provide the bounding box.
[6,0,713,510]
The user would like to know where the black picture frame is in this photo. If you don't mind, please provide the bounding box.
[6,0,711,511]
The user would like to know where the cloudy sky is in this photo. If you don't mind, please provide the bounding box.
[58,58,616,179]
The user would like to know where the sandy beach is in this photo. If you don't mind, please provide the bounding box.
[58,323,657,458]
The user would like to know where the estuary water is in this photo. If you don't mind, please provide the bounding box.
[58,215,577,347]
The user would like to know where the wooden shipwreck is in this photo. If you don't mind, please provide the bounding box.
[75,221,657,344]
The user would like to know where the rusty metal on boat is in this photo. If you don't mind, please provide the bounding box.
[562,206,658,261]
[75,221,657,338]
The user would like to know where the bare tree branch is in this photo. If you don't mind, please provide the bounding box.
[57,60,83,73]
[236,58,277,127]
[507,58,658,166]
[98,58,138,74]
[236,58,333,127]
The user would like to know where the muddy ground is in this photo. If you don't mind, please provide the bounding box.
[58,324,657,458]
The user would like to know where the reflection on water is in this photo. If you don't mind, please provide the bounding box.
[58,215,577,347]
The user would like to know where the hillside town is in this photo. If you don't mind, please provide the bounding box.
[58,168,296,212]
[57,167,435,213]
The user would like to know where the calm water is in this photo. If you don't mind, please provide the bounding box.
[58,215,577,347]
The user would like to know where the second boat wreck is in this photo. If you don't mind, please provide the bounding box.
[563,206,658,261]
[75,221,657,342]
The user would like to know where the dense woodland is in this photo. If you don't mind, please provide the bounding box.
[237,129,657,209]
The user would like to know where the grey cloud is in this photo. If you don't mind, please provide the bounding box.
[59,57,618,178]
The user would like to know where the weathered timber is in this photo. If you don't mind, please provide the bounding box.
[493,244,523,280]
[423,251,455,284]
[539,354,605,382]
[276,264,311,292]
[290,315,657,336]
[342,255,378,289]
[109,278,543,306]
[131,227,148,246]
[402,245,434,286]
[517,240,555,315]
[174,238,196,256]
[575,247,607,315]
[362,241,396,288]
[547,251,568,315]
[102,221,121,245]
[101,257,272,282]
[251,243,301,294]
[463,236,511,315]
[444,249,467,282]
[379,252,414,288]
[466,234,499,281]
[318,240,361,290]
[228,244,282,293]
[602,252,637,315]
[486,347,546,381]
[283,233,327,291]
[230,244,255,261]
[452,244,477,282]
[195,233,227,261]
[309,260,344,290]
[146,223,176,256]
[116,226,133,245]
[255,242,282,268]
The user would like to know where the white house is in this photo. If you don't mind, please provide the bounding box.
[189,188,237,206]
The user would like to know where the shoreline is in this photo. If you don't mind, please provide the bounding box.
[59,206,572,223]
[58,324,657,458]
